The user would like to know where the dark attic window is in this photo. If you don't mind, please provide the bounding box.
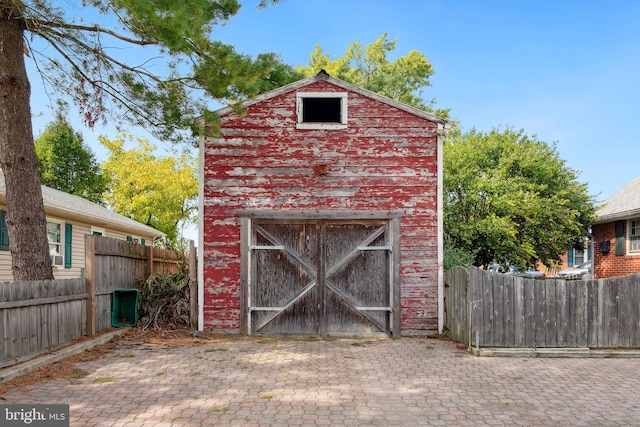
[303,97,341,122]
[296,92,348,129]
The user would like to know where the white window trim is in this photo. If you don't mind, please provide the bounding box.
[46,220,64,268]
[91,227,106,236]
[628,218,640,255]
[296,92,348,130]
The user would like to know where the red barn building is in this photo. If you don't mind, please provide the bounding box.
[197,71,447,336]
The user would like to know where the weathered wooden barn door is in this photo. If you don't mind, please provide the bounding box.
[243,218,399,336]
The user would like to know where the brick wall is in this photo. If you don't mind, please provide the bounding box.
[593,221,640,278]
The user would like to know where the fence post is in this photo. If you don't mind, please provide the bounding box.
[189,240,198,330]
[85,235,96,336]
[148,244,154,276]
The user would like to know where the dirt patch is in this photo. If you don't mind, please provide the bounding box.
[0,333,121,397]
[0,327,226,397]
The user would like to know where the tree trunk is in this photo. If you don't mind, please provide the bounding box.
[0,9,54,280]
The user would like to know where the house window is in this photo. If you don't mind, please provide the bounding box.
[126,235,146,246]
[47,221,64,267]
[630,219,640,254]
[91,227,105,236]
[568,244,591,266]
[296,92,348,130]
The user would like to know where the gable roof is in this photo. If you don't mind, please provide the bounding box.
[593,175,640,224]
[215,70,448,125]
[0,174,165,238]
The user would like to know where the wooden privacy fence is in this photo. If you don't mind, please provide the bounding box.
[85,236,188,334]
[0,278,86,368]
[445,266,640,349]
[0,236,192,367]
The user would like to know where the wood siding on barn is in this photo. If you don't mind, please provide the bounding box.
[201,78,442,334]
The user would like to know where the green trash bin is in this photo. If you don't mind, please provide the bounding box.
[112,288,140,327]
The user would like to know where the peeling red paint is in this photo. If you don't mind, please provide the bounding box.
[202,78,442,333]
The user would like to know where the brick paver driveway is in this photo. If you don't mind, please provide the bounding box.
[3,335,640,426]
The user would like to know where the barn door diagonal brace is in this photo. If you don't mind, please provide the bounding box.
[251,224,319,333]
[322,223,392,333]
[324,280,388,332]
[255,225,316,277]
[251,279,318,332]
[325,225,386,277]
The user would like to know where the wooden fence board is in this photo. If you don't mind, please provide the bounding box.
[544,280,556,347]
[445,266,469,344]
[443,267,640,349]
[534,279,546,347]
[502,275,514,346]
[513,278,525,346]
[457,268,466,342]
[523,279,535,347]
[596,280,604,347]
[482,270,494,347]
[592,280,600,347]
[607,278,619,348]
[556,280,567,347]
[565,281,576,346]
[470,267,483,348]
[618,277,631,347]
[493,274,505,346]
[631,276,640,347]
[452,269,462,342]
[576,281,588,347]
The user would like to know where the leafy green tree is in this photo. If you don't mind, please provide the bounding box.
[298,33,450,120]
[100,134,197,246]
[444,128,596,270]
[0,0,293,280]
[443,240,475,272]
[35,109,107,204]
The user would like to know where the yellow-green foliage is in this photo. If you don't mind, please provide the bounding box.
[100,133,197,244]
[297,33,450,120]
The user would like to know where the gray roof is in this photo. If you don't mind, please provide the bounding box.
[593,175,640,224]
[214,70,448,125]
[0,174,164,238]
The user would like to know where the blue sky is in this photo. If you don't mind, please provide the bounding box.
[30,0,639,204]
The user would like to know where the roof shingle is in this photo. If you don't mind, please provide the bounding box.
[594,175,640,223]
[0,174,164,237]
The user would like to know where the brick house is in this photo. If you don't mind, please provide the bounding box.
[592,175,640,278]
[198,71,447,336]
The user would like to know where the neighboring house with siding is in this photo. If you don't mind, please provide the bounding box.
[0,174,165,282]
[198,70,447,336]
[591,175,640,279]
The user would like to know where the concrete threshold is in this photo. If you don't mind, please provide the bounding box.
[470,346,640,358]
